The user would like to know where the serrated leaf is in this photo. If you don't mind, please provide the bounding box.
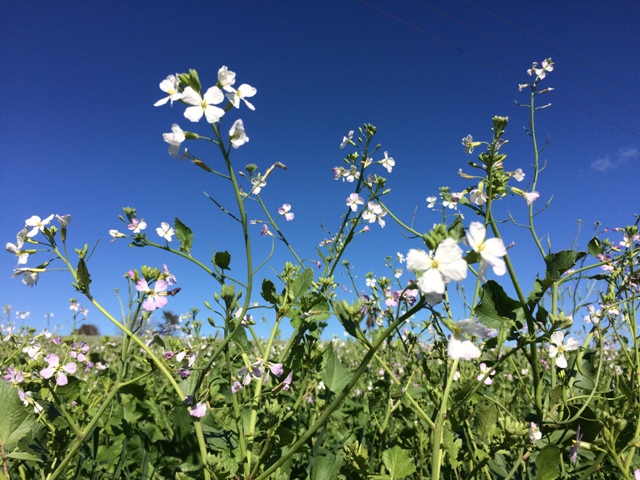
[0,383,35,448]
[381,446,416,479]
[443,427,462,469]
[261,279,278,304]
[289,268,313,301]
[214,251,231,270]
[474,405,497,440]
[174,218,193,255]
[528,250,586,307]
[536,445,561,480]
[322,345,350,393]
[475,280,522,329]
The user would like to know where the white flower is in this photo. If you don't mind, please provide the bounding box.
[229,119,249,148]
[524,191,540,205]
[6,227,30,265]
[223,83,256,111]
[513,168,525,181]
[406,238,467,296]
[361,201,387,228]
[127,218,147,234]
[477,362,496,385]
[346,193,364,212]
[163,123,186,157]
[466,222,507,282]
[251,176,266,195]
[447,318,492,360]
[13,268,40,287]
[109,229,126,239]
[548,331,579,369]
[217,65,236,88]
[154,75,183,107]
[470,189,487,206]
[25,214,54,238]
[529,422,542,443]
[426,196,437,208]
[340,130,354,149]
[379,151,395,173]
[156,222,175,242]
[366,278,376,288]
[534,59,554,79]
[182,86,225,123]
[462,134,481,155]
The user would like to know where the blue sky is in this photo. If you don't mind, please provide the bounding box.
[2,1,639,337]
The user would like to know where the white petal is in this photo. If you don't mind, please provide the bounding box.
[556,354,568,369]
[438,258,468,282]
[406,249,431,272]
[184,105,204,123]
[203,86,224,105]
[417,268,445,295]
[204,105,225,124]
[550,331,564,347]
[466,222,486,252]
[434,238,463,263]
[448,334,481,360]
[565,338,580,351]
[181,87,202,106]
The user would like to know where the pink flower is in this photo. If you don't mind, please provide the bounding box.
[278,204,294,221]
[40,354,77,386]
[524,191,540,205]
[190,402,207,418]
[135,279,169,311]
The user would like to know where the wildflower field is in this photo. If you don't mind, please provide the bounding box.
[2,61,640,480]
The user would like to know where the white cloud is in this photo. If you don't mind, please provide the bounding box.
[591,147,638,172]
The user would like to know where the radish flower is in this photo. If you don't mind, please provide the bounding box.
[466,222,507,282]
[406,238,468,298]
[548,331,579,369]
[182,86,225,123]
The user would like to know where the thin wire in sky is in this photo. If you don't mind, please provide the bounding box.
[414,0,640,119]
[356,0,640,138]
[463,0,640,99]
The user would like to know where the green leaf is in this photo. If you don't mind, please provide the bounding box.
[381,446,416,479]
[443,427,462,469]
[322,345,350,393]
[528,250,586,307]
[587,236,605,257]
[536,445,561,480]
[475,281,521,329]
[289,268,313,301]
[447,216,465,241]
[75,258,91,293]
[0,383,35,448]
[474,405,497,440]
[214,251,231,270]
[174,217,193,255]
[311,454,343,480]
[261,279,278,304]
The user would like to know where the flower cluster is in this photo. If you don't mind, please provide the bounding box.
[155,66,256,157]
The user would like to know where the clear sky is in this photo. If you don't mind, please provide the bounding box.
[2,1,639,337]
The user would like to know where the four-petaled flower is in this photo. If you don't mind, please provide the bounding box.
[340,130,354,149]
[278,204,294,221]
[447,318,492,360]
[462,134,481,155]
[524,191,540,205]
[380,151,395,173]
[182,86,225,123]
[40,353,77,386]
[154,75,183,107]
[12,268,40,287]
[189,402,207,418]
[6,227,30,265]
[529,422,542,443]
[224,83,257,111]
[477,362,496,385]
[128,218,147,233]
[534,59,554,80]
[406,238,468,299]
[466,222,507,282]
[361,202,387,227]
[136,279,169,311]
[513,168,525,181]
[156,222,175,242]
[25,215,54,238]
[548,331,579,369]
[229,119,249,148]
[346,193,364,212]
[163,123,185,157]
